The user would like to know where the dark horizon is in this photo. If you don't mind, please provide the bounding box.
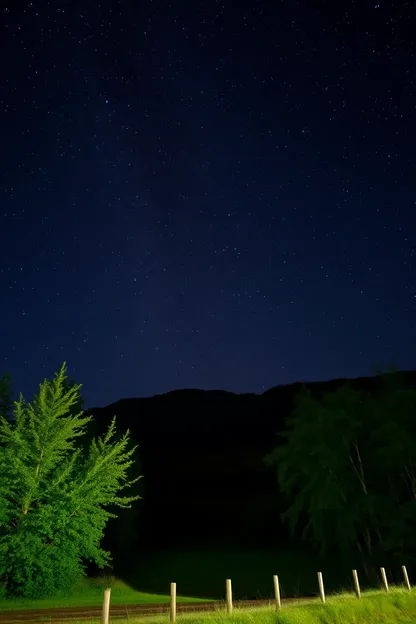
[5,364,416,411]
[88,366,416,410]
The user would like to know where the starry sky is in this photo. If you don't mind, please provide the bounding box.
[1,0,415,408]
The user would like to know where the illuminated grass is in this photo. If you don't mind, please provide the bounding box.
[35,587,416,624]
[137,588,416,624]
[0,576,208,610]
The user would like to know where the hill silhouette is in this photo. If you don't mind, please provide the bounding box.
[87,370,416,563]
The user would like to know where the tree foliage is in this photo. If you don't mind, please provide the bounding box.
[265,373,416,575]
[0,363,141,598]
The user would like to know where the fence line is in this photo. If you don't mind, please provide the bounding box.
[100,565,412,622]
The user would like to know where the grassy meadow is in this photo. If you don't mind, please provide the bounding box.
[0,576,207,610]
[49,588,416,624]
[1,547,414,624]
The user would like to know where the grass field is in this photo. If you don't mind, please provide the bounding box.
[0,547,354,611]
[1,548,414,620]
[40,588,416,624]
[135,588,416,624]
[0,577,208,610]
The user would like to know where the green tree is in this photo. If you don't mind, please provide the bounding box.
[0,363,141,598]
[265,376,416,578]
[368,373,416,559]
[62,374,85,415]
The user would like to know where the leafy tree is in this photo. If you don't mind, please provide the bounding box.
[0,363,141,598]
[62,374,85,415]
[265,375,416,578]
[266,385,373,555]
[367,373,416,559]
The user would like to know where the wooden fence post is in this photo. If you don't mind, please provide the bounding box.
[317,572,325,603]
[102,588,111,624]
[170,582,177,624]
[226,579,233,614]
[402,566,411,591]
[380,567,389,592]
[273,575,281,609]
[352,570,361,598]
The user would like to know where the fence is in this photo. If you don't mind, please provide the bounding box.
[101,565,412,624]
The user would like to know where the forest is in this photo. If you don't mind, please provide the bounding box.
[90,368,416,596]
[1,367,416,599]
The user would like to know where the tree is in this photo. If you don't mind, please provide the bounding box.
[265,375,416,578]
[0,363,141,598]
[62,374,85,415]
[367,373,416,560]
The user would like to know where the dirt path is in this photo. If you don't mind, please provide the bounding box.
[0,597,317,622]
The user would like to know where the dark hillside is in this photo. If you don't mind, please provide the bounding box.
[88,371,416,556]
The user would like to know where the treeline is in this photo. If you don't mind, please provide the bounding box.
[1,365,416,598]
[266,371,416,580]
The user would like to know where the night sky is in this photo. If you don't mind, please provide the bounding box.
[1,1,415,408]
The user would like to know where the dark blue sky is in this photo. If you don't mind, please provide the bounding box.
[1,0,415,407]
